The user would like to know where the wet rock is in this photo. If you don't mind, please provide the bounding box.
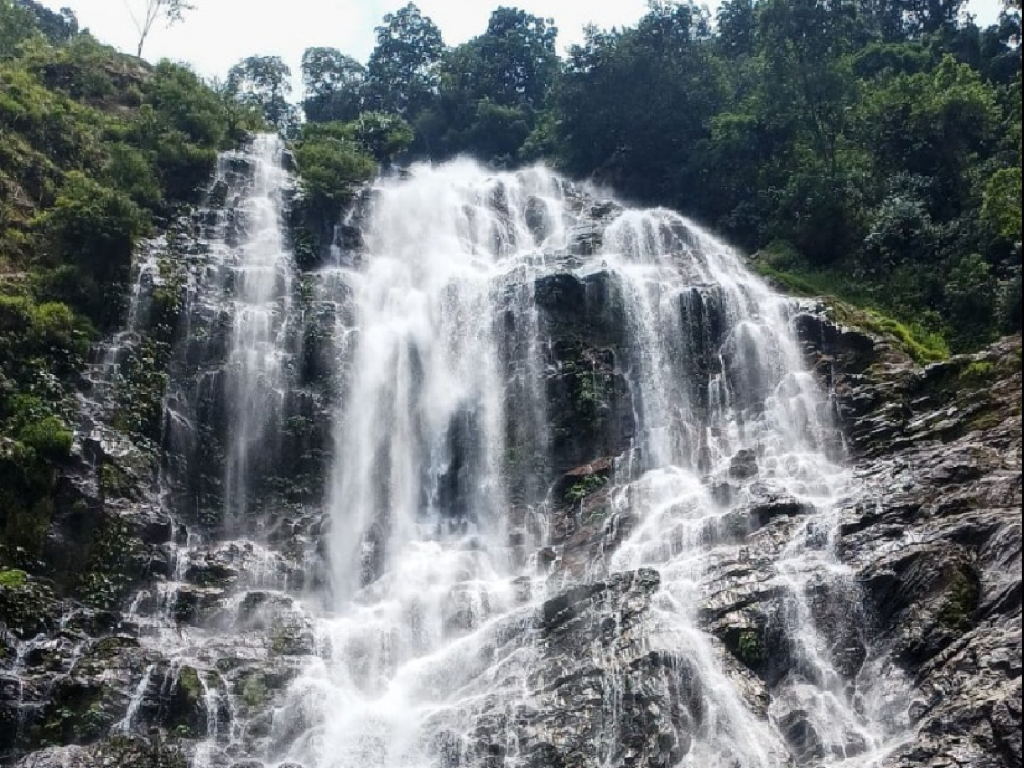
[569,223,603,256]
[554,457,616,501]
[524,196,551,243]
[165,665,209,737]
[0,574,58,639]
[728,449,758,480]
[11,736,188,768]
[171,584,226,624]
[820,332,1023,768]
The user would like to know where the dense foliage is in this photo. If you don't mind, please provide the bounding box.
[277,0,1020,352]
[0,0,260,567]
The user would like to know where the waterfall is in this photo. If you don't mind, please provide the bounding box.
[218,134,297,521]
[270,161,907,767]
[94,142,912,768]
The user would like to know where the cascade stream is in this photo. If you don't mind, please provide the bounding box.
[93,136,913,768]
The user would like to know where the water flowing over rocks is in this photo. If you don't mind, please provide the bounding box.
[1,137,1020,768]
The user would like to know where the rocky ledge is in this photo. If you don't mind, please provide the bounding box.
[799,311,1022,768]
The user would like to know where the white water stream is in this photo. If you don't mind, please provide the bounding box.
[271,161,908,767]
[94,140,912,768]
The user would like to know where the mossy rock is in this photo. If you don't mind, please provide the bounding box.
[0,572,57,638]
[39,679,119,746]
[722,625,772,674]
[239,670,269,710]
[937,567,980,633]
[828,302,948,365]
[96,735,189,768]
[89,635,141,660]
[165,665,209,735]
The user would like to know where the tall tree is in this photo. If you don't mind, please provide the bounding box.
[13,0,77,44]
[227,55,294,131]
[552,2,723,206]
[717,0,756,57]
[365,3,444,116]
[475,7,558,109]
[126,0,194,58]
[301,46,366,123]
[414,7,557,162]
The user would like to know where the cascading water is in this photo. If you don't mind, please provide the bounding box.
[75,141,916,768]
[599,213,902,765]
[278,163,560,767]
[267,162,910,767]
[100,134,303,760]
[219,134,296,521]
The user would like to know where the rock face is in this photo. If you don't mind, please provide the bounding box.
[2,146,1021,768]
[801,318,1023,768]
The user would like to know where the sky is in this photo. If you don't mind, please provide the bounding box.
[40,0,1007,90]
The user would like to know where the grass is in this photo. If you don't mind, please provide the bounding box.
[752,260,950,364]
[0,569,29,588]
[960,360,995,383]
[830,303,949,364]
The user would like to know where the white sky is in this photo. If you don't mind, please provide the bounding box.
[40,0,1007,90]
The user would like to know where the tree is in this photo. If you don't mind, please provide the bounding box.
[854,55,999,216]
[365,3,444,116]
[411,7,557,162]
[1,0,37,57]
[292,122,376,216]
[12,0,77,44]
[552,2,723,207]
[716,0,756,58]
[475,7,558,109]
[227,55,294,132]
[301,46,365,123]
[343,111,413,164]
[126,0,194,58]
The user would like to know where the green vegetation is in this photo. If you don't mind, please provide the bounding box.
[1,0,261,572]
[961,360,996,382]
[565,473,608,503]
[292,122,378,213]
[937,568,980,632]
[830,302,950,363]
[0,567,28,587]
[240,671,268,709]
[735,629,767,666]
[279,0,1020,353]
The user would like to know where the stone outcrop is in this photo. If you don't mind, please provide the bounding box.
[802,316,1022,768]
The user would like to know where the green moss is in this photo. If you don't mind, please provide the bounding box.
[735,629,766,666]
[99,462,129,497]
[968,410,1002,431]
[564,473,607,503]
[752,260,950,364]
[584,503,611,524]
[937,569,979,633]
[75,517,144,609]
[960,360,995,383]
[0,568,28,587]
[177,665,202,701]
[111,337,172,441]
[829,302,949,364]
[240,671,268,709]
[79,703,114,740]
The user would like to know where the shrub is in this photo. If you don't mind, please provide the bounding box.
[41,170,147,289]
[293,124,376,212]
[17,414,72,459]
[103,142,162,211]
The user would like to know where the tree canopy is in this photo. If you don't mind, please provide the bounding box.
[286,0,1022,352]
